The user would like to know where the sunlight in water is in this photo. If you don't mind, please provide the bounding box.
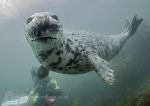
[0,0,18,17]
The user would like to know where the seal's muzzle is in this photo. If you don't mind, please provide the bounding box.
[26,12,61,41]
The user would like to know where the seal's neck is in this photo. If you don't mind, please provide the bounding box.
[56,29,65,47]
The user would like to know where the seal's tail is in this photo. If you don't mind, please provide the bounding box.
[124,15,143,37]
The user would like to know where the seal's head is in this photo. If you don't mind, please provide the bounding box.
[25,12,63,49]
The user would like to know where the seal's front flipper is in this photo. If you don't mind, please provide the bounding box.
[31,66,38,77]
[89,54,115,85]
[37,65,49,79]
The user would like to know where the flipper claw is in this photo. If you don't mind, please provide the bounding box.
[89,54,115,85]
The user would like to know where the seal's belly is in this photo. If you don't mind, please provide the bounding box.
[36,48,92,74]
[49,62,92,74]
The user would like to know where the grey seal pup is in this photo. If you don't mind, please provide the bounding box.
[25,12,143,85]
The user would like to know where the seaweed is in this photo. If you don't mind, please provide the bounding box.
[71,97,79,106]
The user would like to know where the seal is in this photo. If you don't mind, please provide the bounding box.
[25,12,143,85]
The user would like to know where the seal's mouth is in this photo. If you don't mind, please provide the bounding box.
[31,36,57,41]
[27,23,60,41]
[26,12,61,41]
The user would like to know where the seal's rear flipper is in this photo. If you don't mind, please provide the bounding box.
[128,15,144,36]
[37,65,49,79]
[89,54,115,85]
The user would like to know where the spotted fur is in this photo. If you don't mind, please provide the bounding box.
[25,12,143,85]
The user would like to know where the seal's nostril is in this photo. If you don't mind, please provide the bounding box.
[26,17,33,24]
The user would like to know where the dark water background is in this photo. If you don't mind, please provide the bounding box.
[0,0,150,106]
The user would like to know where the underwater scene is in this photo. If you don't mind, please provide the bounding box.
[0,0,150,106]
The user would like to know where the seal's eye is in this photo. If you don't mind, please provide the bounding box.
[26,17,33,24]
[51,15,59,21]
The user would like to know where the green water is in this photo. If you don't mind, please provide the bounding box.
[0,0,150,106]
